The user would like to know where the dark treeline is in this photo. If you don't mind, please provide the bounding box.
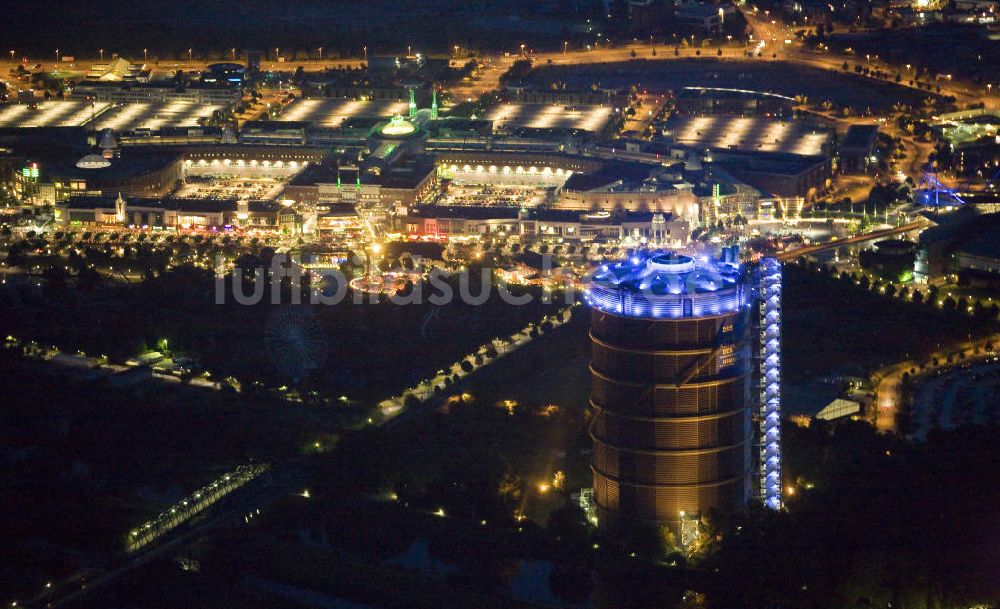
[5,0,608,60]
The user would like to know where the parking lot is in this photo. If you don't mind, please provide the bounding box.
[664,115,830,156]
[0,100,114,128]
[277,98,410,128]
[91,101,226,132]
[483,103,615,133]
[909,359,1000,441]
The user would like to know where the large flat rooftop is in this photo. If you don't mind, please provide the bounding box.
[0,101,114,128]
[484,103,614,133]
[664,116,830,156]
[276,99,409,128]
[91,101,226,132]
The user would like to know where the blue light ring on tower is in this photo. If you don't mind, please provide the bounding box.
[588,284,744,319]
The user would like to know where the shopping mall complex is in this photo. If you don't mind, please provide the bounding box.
[0,62,851,242]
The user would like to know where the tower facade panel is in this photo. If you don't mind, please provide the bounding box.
[587,252,755,534]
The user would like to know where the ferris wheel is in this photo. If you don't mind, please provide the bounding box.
[265,306,327,381]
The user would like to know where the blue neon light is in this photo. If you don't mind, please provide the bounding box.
[760,257,782,510]
[586,250,746,319]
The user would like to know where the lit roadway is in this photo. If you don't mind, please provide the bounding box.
[30,464,305,609]
[775,218,932,262]
[0,57,365,74]
[27,304,562,609]
[10,24,992,113]
[450,15,994,110]
[742,12,992,108]
[873,334,1000,433]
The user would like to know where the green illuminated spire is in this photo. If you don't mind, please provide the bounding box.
[408,88,416,118]
[431,87,438,119]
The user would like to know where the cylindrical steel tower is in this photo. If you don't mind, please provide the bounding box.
[586,252,754,535]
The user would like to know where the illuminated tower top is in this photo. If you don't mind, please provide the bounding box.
[587,250,746,319]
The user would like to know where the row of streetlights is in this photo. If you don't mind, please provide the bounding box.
[14,42,1000,97]
[11,47,158,63]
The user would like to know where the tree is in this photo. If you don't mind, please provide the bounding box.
[658,525,680,554]
[6,243,25,267]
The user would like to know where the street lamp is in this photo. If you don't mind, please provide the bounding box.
[99,49,104,61]
[520,43,526,56]
[9,50,14,62]
[188,48,193,61]
[317,46,323,60]
[563,41,568,54]
[454,45,459,56]
[143,48,148,62]
[232,48,237,61]
[363,46,368,62]
[55,48,59,61]
[274,47,279,61]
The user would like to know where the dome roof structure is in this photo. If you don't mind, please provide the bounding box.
[380,114,417,137]
[76,153,112,169]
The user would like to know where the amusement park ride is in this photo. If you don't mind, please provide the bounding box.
[914,169,968,208]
